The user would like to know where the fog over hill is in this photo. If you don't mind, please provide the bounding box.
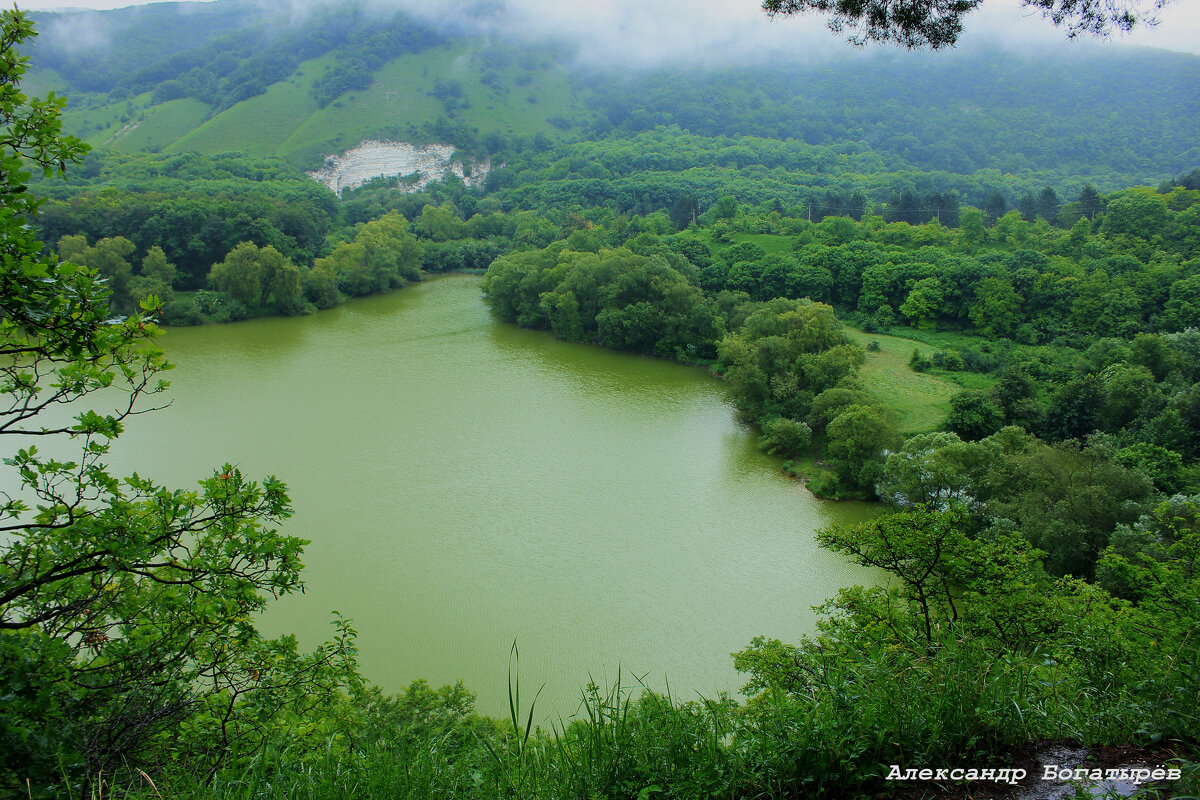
[16,0,1200,196]
[16,0,1200,57]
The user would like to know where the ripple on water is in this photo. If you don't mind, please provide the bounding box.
[113,274,879,718]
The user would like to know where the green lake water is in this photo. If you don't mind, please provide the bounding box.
[103,274,877,719]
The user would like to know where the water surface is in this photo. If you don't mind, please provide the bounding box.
[109,274,877,718]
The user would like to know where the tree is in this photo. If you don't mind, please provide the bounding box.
[1162,273,1200,331]
[210,242,305,314]
[717,298,847,421]
[1017,190,1039,222]
[817,505,975,643]
[257,243,304,314]
[762,0,1170,49]
[709,195,738,221]
[981,190,1007,222]
[1100,189,1169,241]
[945,390,1005,441]
[823,403,902,492]
[81,236,136,312]
[899,277,944,329]
[414,203,465,241]
[758,415,813,457]
[669,192,699,230]
[0,13,355,793]
[1100,363,1157,430]
[958,206,986,248]
[1036,186,1061,225]
[1077,183,1104,220]
[209,240,265,307]
[879,432,988,507]
[1043,376,1104,441]
[129,245,177,307]
[968,276,1021,337]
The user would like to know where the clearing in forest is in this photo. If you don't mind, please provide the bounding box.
[843,327,958,434]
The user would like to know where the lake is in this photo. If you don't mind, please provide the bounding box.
[106,274,878,719]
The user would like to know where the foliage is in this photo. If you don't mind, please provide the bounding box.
[758,415,813,457]
[945,389,1004,440]
[9,5,1200,795]
[0,14,356,794]
[209,241,305,314]
[762,0,1169,48]
[484,244,723,360]
[822,402,902,492]
[877,427,1156,578]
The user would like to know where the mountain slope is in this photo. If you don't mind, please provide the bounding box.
[27,0,1200,190]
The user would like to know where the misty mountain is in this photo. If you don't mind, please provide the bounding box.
[25,0,1200,190]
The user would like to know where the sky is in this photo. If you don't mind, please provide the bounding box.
[12,0,1200,59]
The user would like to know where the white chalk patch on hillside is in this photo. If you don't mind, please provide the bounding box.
[310,140,490,196]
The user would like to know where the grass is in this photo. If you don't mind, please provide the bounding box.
[108,98,210,153]
[883,323,1001,353]
[67,38,590,164]
[63,95,146,148]
[842,325,959,435]
[278,41,586,161]
[169,56,330,156]
[692,231,795,257]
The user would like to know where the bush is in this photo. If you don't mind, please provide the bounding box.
[909,348,932,372]
[759,416,813,457]
[960,347,1001,373]
[161,296,207,326]
[937,349,965,371]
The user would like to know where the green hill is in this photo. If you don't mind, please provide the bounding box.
[29,0,1200,190]
[40,2,591,168]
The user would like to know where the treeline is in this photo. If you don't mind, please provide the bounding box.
[666,180,1200,542]
[482,241,902,502]
[59,212,422,323]
[32,152,337,288]
[471,169,1200,583]
[41,190,332,294]
[343,124,1156,223]
[665,186,1200,342]
[583,49,1200,180]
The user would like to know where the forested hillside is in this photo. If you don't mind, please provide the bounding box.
[27,1,1200,188]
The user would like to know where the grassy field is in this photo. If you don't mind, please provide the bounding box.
[883,323,1001,352]
[277,42,587,163]
[169,56,331,156]
[694,231,795,256]
[64,95,145,148]
[843,326,959,435]
[688,226,974,434]
[63,39,589,165]
[108,97,210,153]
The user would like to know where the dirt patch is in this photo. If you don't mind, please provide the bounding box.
[309,140,490,196]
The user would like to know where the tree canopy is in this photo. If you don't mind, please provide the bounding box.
[0,11,355,793]
[762,0,1173,48]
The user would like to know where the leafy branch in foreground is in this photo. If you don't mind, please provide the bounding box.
[0,10,357,796]
[762,0,1171,49]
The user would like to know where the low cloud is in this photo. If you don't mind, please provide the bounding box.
[18,0,1200,69]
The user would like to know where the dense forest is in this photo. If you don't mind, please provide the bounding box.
[3,1,1200,798]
